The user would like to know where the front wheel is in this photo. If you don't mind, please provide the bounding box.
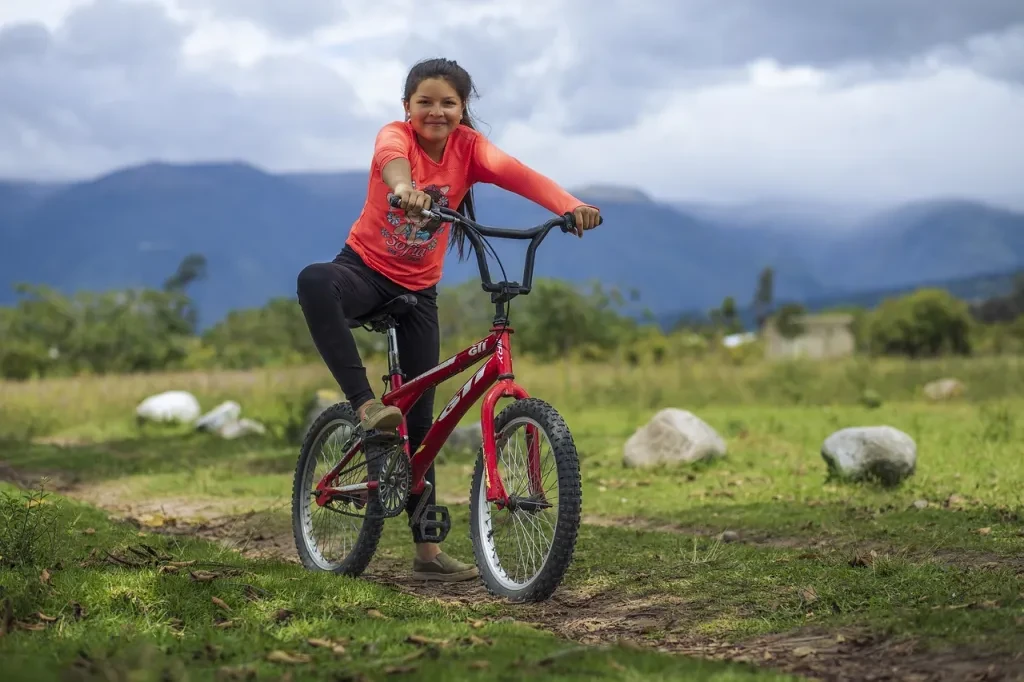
[468,397,582,602]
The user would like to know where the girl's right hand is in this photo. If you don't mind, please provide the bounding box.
[392,183,432,214]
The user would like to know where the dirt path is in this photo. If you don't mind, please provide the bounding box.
[5,467,1023,681]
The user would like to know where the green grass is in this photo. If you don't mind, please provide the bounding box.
[0,483,789,682]
[3,353,1024,442]
[3,357,1024,678]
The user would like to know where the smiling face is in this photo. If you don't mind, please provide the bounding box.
[404,77,464,147]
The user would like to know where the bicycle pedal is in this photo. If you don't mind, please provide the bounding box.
[417,505,451,543]
[362,430,403,446]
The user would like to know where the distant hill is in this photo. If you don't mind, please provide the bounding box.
[2,161,1023,329]
[657,267,1024,331]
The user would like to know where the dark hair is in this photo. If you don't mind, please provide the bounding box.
[403,58,480,260]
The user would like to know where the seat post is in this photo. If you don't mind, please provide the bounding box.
[386,326,401,379]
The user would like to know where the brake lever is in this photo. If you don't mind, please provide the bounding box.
[386,192,444,221]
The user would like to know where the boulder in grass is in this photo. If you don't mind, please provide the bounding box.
[821,426,916,486]
[922,378,964,401]
[195,401,242,432]
[135,391,201,424]
[217,418,267,440]
[623,408,727,468]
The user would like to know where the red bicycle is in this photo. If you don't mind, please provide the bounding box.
[291,197,600,602]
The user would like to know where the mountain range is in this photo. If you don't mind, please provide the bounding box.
[1,161,1023,330]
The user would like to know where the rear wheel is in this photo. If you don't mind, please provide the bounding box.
[468,397,582,602]
[291,403,384,576]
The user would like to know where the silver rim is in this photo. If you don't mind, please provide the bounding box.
[475,416,560,592]
[298,418,365,570]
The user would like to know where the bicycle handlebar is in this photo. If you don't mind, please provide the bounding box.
[386,193,602,296]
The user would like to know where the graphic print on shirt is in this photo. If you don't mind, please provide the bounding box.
[381,182,450,261]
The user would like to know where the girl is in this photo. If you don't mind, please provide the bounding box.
[296,57,601,582]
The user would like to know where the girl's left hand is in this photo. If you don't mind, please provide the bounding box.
[571,205,602,237]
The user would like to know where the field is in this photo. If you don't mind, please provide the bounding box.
[2,354,1023,681]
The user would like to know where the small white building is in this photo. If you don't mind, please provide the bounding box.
[763,313,856,360]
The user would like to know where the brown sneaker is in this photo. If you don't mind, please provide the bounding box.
[412,552,479,582]
[358,399,402,432]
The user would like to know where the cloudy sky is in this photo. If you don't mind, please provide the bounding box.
[1,0,1022,209]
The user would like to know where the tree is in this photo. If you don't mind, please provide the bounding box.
[162,253,208,332]
[709,295,742,334]
[0,283,198,378]
[753,267,774,331]
[970,271,1024,324]
[865,288,972,357]
[163,253,208,292]
[773,303,807,339]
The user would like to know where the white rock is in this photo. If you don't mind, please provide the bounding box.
[217,418,267,440]
[135,391,200,424]
[923,378,964,401]
[195,401,242,432]
[623,408,727,468]
[821,426,916,486]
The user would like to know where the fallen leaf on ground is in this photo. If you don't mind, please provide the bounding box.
[366,608,385,619]
[40,569,51,586]
[189,570,219,582]
[243,584,268,601]
[211,596,231,611]
[469,661,490,670]
[266,650,311,664]
[307,638,346,655]
[17,621,47,631]
[468,619,485,629]
[273,608,294,623]
[800,587,819,604]
[35,612,57,623]
[977,527,992,535]
[407,634,449,648]
[384,665,418,675]
[82,528,96,535]
[792,646,815,657]
[217,664,257,680]
[849,552,875,568]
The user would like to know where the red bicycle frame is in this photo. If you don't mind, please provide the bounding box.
[313,320,544,510]
[312,198,583,514]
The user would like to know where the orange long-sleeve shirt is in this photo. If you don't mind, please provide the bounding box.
[345,121,589,291]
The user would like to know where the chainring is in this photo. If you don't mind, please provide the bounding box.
[375,445,411,518]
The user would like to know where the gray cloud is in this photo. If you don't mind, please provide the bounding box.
[0,23,52,62]
[551,0,1024,132]
[0,0,377,179]
[178,0,349,38]
[562,0,1024,70]
[57,0,186,67]
[0,0,1021,211]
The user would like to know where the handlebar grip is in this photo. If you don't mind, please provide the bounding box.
[560,213,603,233]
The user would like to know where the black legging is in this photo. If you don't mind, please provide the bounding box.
[296,245,439,542]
